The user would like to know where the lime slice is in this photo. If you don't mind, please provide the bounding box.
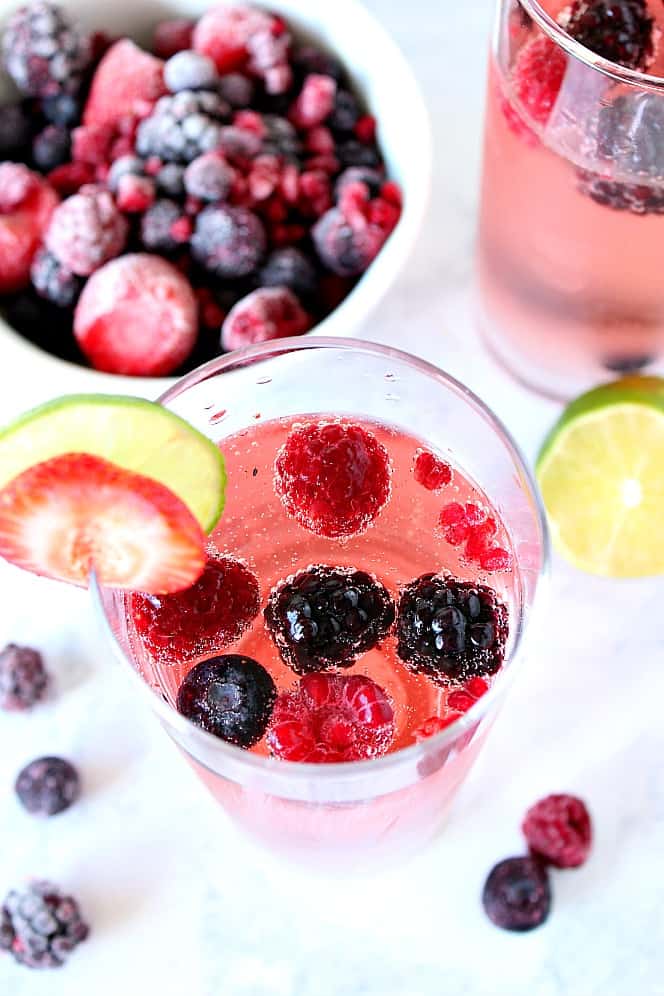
[536,377,664,577]
[0,395,225,533]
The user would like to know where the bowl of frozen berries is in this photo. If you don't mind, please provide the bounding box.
[0,0,431,402]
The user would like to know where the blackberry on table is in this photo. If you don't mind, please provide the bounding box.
[0,880,89,968]
[136,90,231,164]
[2,1,92,98]
[177,655,276,747]
[265,565,395,674]
[15,757,80,817]
[31,249,82,307]
[396,573,508,684]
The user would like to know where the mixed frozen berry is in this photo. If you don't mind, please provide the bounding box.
[396,574,508,683]
[482,856,552,932]
[0,880,89,968]
[274,420,392,538]
[0,2,402,375]
[0,643,48,711]
[176,654,276,747]
[132,553,260,667]
[266,672,395,762]
[264,565,395,674]
[522,793,592,868]
[14,756,80,817]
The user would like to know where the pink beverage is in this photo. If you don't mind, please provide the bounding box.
[95,339,547,869]
[477,0,664,399]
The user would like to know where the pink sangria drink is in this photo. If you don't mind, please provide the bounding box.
[95,338,547,869]
[478,0,664,399]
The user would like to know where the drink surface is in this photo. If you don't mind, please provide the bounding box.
[127,414,519,756]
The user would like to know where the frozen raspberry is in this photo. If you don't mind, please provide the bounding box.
[176,655,276,747]
[131,554,260,667]
[221,287,310,351]
[565,0,652,69]
[83,39,167,129]
[2,1,92,98]
[15,757,80,817]
[30,248,81,307]
[245,20,292,96]
[153,19,194,61]
[115,174,156,213]
[164,50,219,93]
[274,421,392,538]
[137,90,229,164]
[44,185,127,276]
[0,644,48,711]
[413,450,452,491]
[107,155,145,192]
[73,253,197,375]
[41,92,81,126]
[264,565,395,675]
[312,205,389,277]
[511,36,567,127]
[46,160,95,197]
[0,881,89,968]
[140,199,182,252]
[290,74,337,129]
[192,5,276,74]
[482,857,551,932]
[396,574,508,684]
[354,114,377,144]
[258,247,318,301]
[522,794,592,868]
[267,672,395,763]
[328,89,362,133]
[192,204,266,278]
[0,163,58,294]
[218,73,254,108]
[32,125,70,172]
[184,153,234,201]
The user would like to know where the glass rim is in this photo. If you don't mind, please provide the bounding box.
[520,0,664,90]
[92,335,550,786]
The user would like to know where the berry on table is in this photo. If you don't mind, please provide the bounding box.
[396,574,508,683]
[0,644,48,711]
[482,856,552,932]
[565,0,653,69]
[2,1,92,98]
[131,553,260,666]
[522,793,592,868]
[0,880,89,968]
[264,565,395,674]
[267,672,395,762]
[176,654,276,747]
[15,757,80,817]
[274,420,392,538]
[221,287,310,351]
[191,204,266,278]
[44,185,128,276]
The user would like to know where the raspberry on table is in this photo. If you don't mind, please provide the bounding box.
[176,654,276,747]
[15,757,80,817]
[164,50,219,93]
[522,794,592,868]
[0,644,48,711]
[258,247,318,301]
[482,857,552,932]
[267,672,395,763]
[0,880,89,968]
[44,185,128,276]
[30,249,82,308]
[565,0,653,69]
[396,574,508,683]
[191,204,266,278]
[221,286,310,351]
[511,36,567,128]
[274,420,392,538]
[184,153,235,201]
[2,1,92,98]
[131,553,260,667]
[413,450,453,491]
[136,90,230,164]
[264,565,395,674]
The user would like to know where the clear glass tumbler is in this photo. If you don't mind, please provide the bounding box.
[477,0,664,400]
[93,338,548,869]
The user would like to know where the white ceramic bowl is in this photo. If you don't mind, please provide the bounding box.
[0,0,431,411]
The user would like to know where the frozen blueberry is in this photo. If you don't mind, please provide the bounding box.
[191,204,266,278]
[31,248,82,308]
[184,152,234,201]
[41,92,82,126]
[156,163,186,197]
[482,857,552,932]
[32,125,71,172]
[218,73,254,108]
[164,50,219,93]
[258,247,318,300]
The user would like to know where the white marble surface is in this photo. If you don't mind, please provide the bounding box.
[1,1,664,994]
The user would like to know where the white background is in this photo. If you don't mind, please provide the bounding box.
[1,0,664,994]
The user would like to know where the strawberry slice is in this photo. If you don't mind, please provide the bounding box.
[83,39,167,129]
[0,453,206,593]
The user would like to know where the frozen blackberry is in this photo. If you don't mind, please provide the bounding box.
[31,249,82,307]
[136,90,230,164]
[0,644,48,711]
[41,92,81,126]
[258,247,318,300]
[0,102,34,160]
[328,89,362,133]
[191,204,266,278]
[396,574,508,684]
[32,125,71,172]
[0,880,89,967]
[2,1,92,98]
[176,655,276,747]
[482,857,551,932]
[265,565,395,674]
[140,199,182,252]
[565,0,653,70]
[15,757,80,817]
